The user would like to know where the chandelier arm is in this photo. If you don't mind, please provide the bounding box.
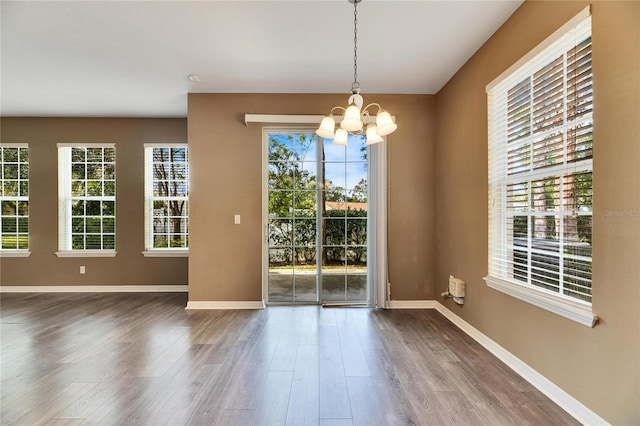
[361,103,382,116]
[329,106,346,115]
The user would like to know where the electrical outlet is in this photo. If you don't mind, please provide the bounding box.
[80,266,85,274]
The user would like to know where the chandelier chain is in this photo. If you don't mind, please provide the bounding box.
[352,0,359,92]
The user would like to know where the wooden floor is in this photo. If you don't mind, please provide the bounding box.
[0,292,578,426]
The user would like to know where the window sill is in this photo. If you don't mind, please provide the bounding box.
[483,275,597,327]
[55,250,117,258]
[0,250,31,258]
[142,250,188,258]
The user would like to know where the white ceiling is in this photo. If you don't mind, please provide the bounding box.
[1,0,523,118]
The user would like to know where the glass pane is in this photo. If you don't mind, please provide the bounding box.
[17,202,27,216]
[86,201,100,216]
[1,217,16,233]
[87,181,102,196]
[268,134,296,162]
[324,162,346,190]
[71,200,85,216]
[104,164,115,179]
[293,191,316,217]
[346,219,367,246]
[269,248,294,302]
[323,219,345,246]
[101,201,115,216]
[86,164,102,179]
[71,180,86,196]
[18,235,28,249]
[3,181,18,196]
[294,163,316,190]
[102,217,115,234]
[324,194,347,218]
[19,164,29,179]
[347,247,367,302]
[269,190,293,218]
[345,167,366,194]
[322,249,346,302]
[269,219,293,247]
[71,148,86,162]
[346,135,367,161]
[322,139,346,162]
[3,164,18,179]
[86,234,102,249]
[348,177,367,202]
[103,234,115,250]
[294,257,317,302]
[104,148,115,162]
[19,181,28,197]
[87,148,103,162]
[294,219,316,247]
[72,217,84,233]
[18,217,28,233]
[3,148,18,162]
[346,203,367,218]
[72,234,85,250]
[71,164,85,179]
[104,181,115,196]
[154,235,168,248]
[563,215,592,257]
[291,134,317,163]
[86,217,101,233]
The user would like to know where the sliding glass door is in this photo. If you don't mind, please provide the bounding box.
[265,130,369,304]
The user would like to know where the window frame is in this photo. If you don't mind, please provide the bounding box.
[56,143,117,257]
[484,7,597,327]
[0,143,30,257]
[142,143,189,257]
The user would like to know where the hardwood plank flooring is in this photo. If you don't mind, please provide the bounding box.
[0,293,579,425]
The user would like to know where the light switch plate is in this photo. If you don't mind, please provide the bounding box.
[234,214,241,224]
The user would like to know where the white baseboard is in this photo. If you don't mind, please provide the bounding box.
[185,300,265,310]
[387,299,438,309]
[434,302,609,426]
[0,285,188,293]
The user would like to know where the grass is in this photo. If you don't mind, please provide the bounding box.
[1,235,29,249]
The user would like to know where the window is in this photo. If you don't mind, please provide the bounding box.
[143,144,188,256]
[57,144,116,257]
[1,144,29,256]
[485,8,596,326]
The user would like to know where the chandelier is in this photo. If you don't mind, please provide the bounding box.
[315,0,397,146]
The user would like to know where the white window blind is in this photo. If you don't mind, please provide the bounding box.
[58,144,116,254]
[0,144,29,252]
[485,9,595,326]
[143,144,188,254]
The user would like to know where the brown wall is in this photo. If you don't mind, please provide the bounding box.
[0,118,188,286]
[434,1,640,424]
[187,93,436,302]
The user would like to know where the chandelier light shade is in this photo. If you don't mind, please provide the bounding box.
[316,0,397,146]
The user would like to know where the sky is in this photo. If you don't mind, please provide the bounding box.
[268,132,367,191]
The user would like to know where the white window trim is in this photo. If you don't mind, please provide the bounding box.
[485,7,596,327]
[55,250,116,258]
[142,250,188,258]
[0,250,31,257]
[57,143,116,254]
[143,143,189,256]
[484,276,596,327]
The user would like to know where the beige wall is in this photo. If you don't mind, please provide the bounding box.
[435,1,640,424]
[0,118,188,286]
[187,93,436,302]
